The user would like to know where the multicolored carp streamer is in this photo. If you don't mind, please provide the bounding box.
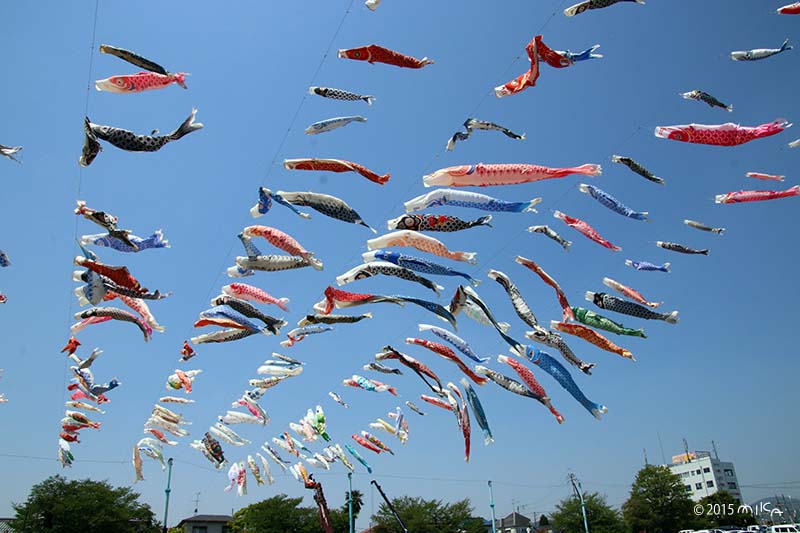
[731,39,792,61]
[0,144,22,163]
[611,154,664,185]
[745,172,785,182]
[625,259,670,273]
[680,90,732,112]
[550,321,634,361]
[460,378,493,444]
[276,190,376,232]
[251,187,311,219]
[314,286,403,315]
[527,225,572,251]
[242,225,323,270]
[405,189,541,214]
[423,162,601,187]
[446,118,525,151]
[586,291,678,324]
[95,72,187,94]
[309,86,375,105]
[298,312,372,327]
[475,364,563,424]
[554,211,621,251]
[572,307,645,337]
[337,261,443,295]
[222,283,290,312]
[454,286,523,351]
[495,35,539,98]
[344,443,373,473]
[235,254,316,273]
[789,139,800,148]
[74,307,152,341]
[656,241,708,256]
[284,158,389,185]
[304,116,367,135]
[518,346,607,420]
[280,326,333,347]
[602,277,660,308]
[80,230,169,253]
[487,269,542,330]
[99,44,172,75]
[683,220,725,235]
[367,230,477,264]
[778,2,800,13]
[343,374,397,395]
[338,44,433,68]
[654,119,791,146]
[388,213,493,233]
[377,345,444,394]
[557,44,603,62]
[578,184,648,220]
[405,337,487,385]
[364,250,480,286]
[418,324,489,364]
[80,109,203,166]
[515,256,574,321]
[564,0,644,17]
[714,185,800,204]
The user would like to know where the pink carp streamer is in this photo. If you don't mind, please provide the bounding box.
[423,163,601,187]
[654,119,791,146]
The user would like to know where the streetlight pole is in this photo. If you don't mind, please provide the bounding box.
[163,458,174,533]
[348,472,354,533]
[488,480,497,533]
[569,473,589,533]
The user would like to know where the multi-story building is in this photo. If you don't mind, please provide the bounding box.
[667,450,742,502]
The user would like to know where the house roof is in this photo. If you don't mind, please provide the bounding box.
[496,511,532,527]
[0,518,14,533]
[177,514,233,527]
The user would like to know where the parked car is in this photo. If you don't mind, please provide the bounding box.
[768,526,800,533]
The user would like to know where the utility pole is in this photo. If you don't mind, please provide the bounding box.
[643,448,649,466]
[568,473,590,533]
[488,481,497,533]
[193,492,200,515]
[162,458,174,533]
[712,440,719,460]
[348,473,354,533]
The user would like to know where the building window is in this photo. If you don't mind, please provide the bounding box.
[707,480,714,488]
[728,482,737,489]
[685,485,692,492]
[695,483,702,490]
[192,527,208,533]
[703,467,710,473]
[724,469,734,476]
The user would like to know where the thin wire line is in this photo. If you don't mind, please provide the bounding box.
[59,0,100,447]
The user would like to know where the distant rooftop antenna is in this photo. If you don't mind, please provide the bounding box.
[193,492,200,514]
[712,440,719,460]
[683,438,691,463]
[643,448,649,465]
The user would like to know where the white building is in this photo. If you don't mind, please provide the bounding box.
[667,450,742,502]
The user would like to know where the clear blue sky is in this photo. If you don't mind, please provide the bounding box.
[1,0,798,528]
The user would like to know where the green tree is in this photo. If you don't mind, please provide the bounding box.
[330,489,364,532]
[539,514,550,526]
[696,491,756,528]
[551,492,624,533]
[10,475,159,533]
[622,465,697,533]
[229,494,317,533]
[370,496,485,533]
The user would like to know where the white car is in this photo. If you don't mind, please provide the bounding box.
[769,526,800,533]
